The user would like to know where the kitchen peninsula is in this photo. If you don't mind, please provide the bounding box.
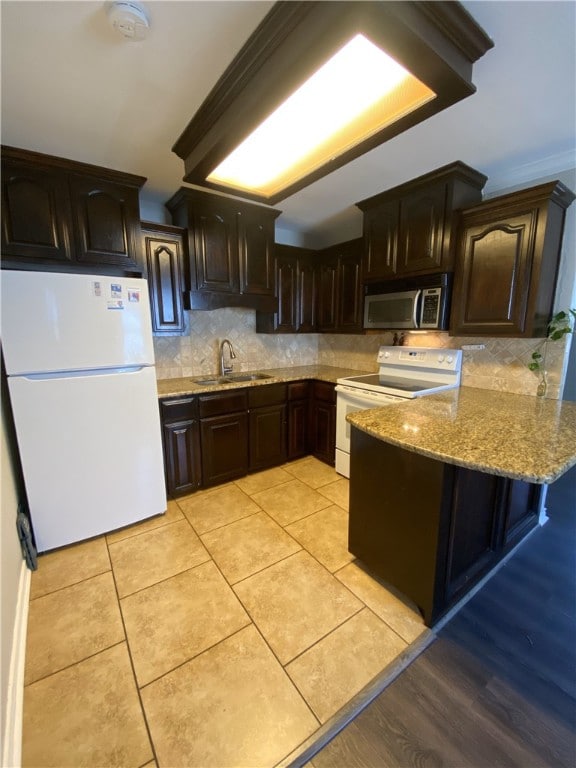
[347,387,576,626]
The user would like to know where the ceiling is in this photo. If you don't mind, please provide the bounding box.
[1,1,575,248]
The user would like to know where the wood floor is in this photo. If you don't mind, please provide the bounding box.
[307,466,576,768]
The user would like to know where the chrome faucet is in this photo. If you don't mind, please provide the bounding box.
[220,338,236,376]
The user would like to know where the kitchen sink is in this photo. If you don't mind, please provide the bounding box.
[225,373,272,382]
[194,378,228,386]
[194,373,272,386]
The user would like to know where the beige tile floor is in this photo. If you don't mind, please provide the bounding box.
[22,457,428,768]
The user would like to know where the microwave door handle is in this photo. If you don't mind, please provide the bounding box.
[413,289,422,328]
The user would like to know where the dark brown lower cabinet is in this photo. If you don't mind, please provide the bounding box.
[442,468,502,605]
[501,478,541,550]
[200,413,249,487]
[249,405,287,470]
[349,427,540,626]
[310,381,336,465]
[160,398,201,497]
[248,384,287,470]
[199,390,249,487]
[159,379,337,495]
[287,381,310,459]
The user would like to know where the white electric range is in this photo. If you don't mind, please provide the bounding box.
[335,346,462,477]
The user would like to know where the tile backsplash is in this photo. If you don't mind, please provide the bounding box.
[153,308,318,380]
[154,309,570,399]
[319,331,569,399]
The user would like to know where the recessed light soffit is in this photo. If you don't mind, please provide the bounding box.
[172,1,494,205]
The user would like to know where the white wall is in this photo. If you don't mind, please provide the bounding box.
[1,401,25,763]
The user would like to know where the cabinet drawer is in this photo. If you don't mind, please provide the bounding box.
[312,380,336,404]
[287,381,310,401]
[199,389,247,418]
[248,383,286,408]
[160,397,198,423]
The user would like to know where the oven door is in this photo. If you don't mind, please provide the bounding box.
[335,385,400,478]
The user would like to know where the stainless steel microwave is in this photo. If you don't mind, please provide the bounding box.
[363,273,452,330]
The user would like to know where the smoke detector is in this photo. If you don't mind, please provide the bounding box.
[107,1,150,42]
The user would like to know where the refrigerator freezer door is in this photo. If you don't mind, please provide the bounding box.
[8,366,166,551]
[1,271,154,375]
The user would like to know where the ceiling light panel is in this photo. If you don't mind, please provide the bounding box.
[173,1,494,204]
[207,35,435,197]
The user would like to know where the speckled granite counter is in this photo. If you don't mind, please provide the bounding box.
[156,365,365,398]
[347,386,576,484]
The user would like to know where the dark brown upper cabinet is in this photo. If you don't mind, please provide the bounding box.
[362,199,398,281]
[317,257,338,332]
[318,239,363,333]
[140,222,187,335]
[257,239,361,334]
[1,145,145,275]
[171,2,493,204]
[166,187,281,312]
[256,244,317,334]
[357,162,487,281]
[256,245,297,333]
[451,181,575,337]
[297,255,318,332]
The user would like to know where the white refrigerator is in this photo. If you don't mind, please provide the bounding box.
[1,270,167,552]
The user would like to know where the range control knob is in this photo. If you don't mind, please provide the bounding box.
[447,355,454,364]
[437,354,445,362]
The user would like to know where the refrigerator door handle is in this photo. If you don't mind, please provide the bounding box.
[18,366,149,380]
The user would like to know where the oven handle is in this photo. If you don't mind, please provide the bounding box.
[335,385,399,406]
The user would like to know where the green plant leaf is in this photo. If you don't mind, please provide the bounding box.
[526,307,575,378]
[550,329,567,341]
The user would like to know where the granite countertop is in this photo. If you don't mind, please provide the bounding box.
[347,386,576,484]
[156,365,364,398]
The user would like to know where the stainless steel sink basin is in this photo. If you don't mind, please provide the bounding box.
[194,377,229,386]
[194,373,272,386]
[225,373,272,382]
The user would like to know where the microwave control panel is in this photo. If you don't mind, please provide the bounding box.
[420,288,442,327]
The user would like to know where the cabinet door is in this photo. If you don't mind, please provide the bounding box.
[363,201,398,280]
[275,252,298,332]
[1,161,72,263]
[317,259,338,332]
[451,213,535,336]
[442,468,501,603]
[310,382,336,466]
[337,249,363,332]
[397,183,446,274]
[200,412,248,487]
[142,227,185,334]
[501,479,540,551]
[238,210,274,295]
[192,204,238,293]
[297,256,317,332]
[288,399,309,459]
[163,419,201,496]
[69,176,141,268]
[249,404,287,470]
